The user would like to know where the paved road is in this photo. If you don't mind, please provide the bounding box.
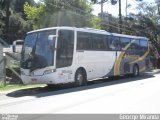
[0,73,160,114]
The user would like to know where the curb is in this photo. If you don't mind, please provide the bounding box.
[145,69,160,75]
[151,69,160,74]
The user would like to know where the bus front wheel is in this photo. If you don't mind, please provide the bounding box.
[133,65,139,77]
[75,69,87,86]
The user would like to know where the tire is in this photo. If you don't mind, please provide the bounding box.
[75,69,87,86]
[133,65,139,77]
[47,84,56,89]
[108,76,114,80]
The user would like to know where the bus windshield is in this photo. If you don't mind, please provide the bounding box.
[21,30,56,71]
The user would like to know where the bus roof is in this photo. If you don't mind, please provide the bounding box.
[111,33,148,40]
[27,26,148,40]
[27,26,74,34]
[27,26,111,35]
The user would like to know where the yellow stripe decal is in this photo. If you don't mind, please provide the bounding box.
[113,41,149,76]
[114,43,131,76]
[114,52,124,76]
[130,51,149,64]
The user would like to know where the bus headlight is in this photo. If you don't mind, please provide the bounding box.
[43,69,56,75]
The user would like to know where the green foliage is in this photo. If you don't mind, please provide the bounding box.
[0,0,6,37]
[0,0,35,43]
[0,83,46,91]
[0,0,6,10]
[136,2,157,18]
[10,0,35,13]
[131,1,160,55]
[24,0,97,29]
[0,11,5,35]
[24,2,46,30]
[0,81,5,88]
[91,0,117,5]
[44,0,92,13]
[90,16,101,29]
[9,13,30,39]
[23,0,103,30]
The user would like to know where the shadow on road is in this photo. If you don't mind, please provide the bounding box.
[6,74,155,98]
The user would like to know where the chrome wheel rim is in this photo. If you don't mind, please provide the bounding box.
[134,67,138,76]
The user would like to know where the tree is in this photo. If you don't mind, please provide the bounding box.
[44,0,92,14]
[24,2,45,30]
[24,0,100,28]
[155,0,160,15]
[91,0,117,5]
[0,0,35,43]
[10,0,35,19]
[8,13,30,41]
[0,0,6,10]
[133,1,160,56]
[0,0,5,35]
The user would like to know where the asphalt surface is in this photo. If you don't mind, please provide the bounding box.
[0,70,160,114]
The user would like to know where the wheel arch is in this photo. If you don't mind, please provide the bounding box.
[75,67,87,80]
[132,63,140,76]
[133,63,139,71]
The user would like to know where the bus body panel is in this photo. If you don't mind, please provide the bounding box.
[21,66,75,84]
[20,27,150,85]
[73,51,116,80]
[115,50,150,76]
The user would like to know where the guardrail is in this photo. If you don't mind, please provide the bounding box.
[0,43,23,86]
[5,52,21,79]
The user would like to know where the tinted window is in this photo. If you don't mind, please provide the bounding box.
[56,30,74,68]
[109,36,121,50]
[77,32,91,50]
[92,34,106,50]
[130,39,140,50]
[120,37,130,50]
[22,33,37,68]
[140,39,148,50]
[35,30,55,67]
[24,33,37,48]
[104,36,109,50]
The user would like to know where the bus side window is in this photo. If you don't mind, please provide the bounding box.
[130,39,140,50]
[108,36,113,50]
[104,36,109,50]
[140,39,148,51]
[56,30,74,68]
[109,36,121,50]
[92,34,106,50]
[77,32,92,50]
[77,40,84,50]
[120,37,130,50]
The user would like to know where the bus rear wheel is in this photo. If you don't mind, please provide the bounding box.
[75,69,87,86]
[133,65,139,77]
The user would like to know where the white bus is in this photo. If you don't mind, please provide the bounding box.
[20,27,150,86]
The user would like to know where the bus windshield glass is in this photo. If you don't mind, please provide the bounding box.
[21,30,56,70]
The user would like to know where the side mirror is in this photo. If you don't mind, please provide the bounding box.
[12,41,16,53]
[12,40,23,53]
